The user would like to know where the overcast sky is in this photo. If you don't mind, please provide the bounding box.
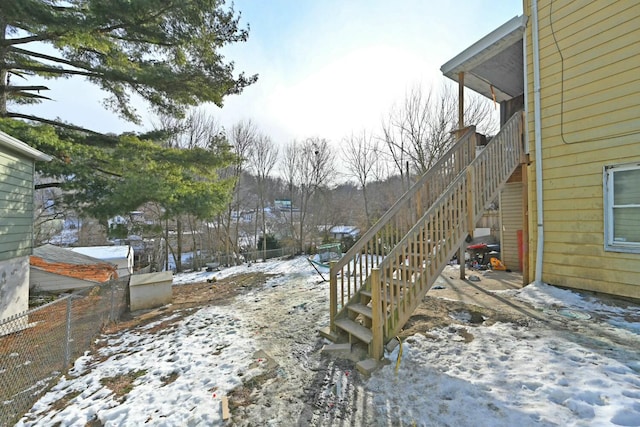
[17,1,522,147]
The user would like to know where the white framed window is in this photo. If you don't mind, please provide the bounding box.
[604,162,640,253]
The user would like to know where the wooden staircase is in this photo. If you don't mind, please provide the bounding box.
[321,111,525,360]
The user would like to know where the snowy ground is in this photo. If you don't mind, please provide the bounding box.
[17,257,640,426]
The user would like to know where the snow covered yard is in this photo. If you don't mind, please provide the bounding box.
[16,257,640,426]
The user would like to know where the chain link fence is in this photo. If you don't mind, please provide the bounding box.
[0,277,129,427]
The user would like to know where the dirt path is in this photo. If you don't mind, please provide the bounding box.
[218,268,375,426]
[116,267,377,425]
[135,263,541,426]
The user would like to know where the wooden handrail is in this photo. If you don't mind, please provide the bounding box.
[329,126,476,331]
[328,125,478,330]
[332,126,477,274]
[372,111,524,341]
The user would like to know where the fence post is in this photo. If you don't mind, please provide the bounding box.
[370,268,384,360]
[64,297,72,370]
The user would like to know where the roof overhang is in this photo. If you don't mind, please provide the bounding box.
[441,15,527,103]
[0,130,53,161]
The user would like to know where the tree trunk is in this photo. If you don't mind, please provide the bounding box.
[224,207,232,266]
[261,195,267,261]
[165,218,169,271]
[0,21,8,116]
[299,189,306,253]
[188,216,199,270]
[254,202,259,256]
[362,184,371,228]
[176,218,183,272]
[289,184,296,252]
[234,207,240,265]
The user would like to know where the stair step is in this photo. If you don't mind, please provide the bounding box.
[318,326,339,342]
[358,289,398,306]
[356,358,379,376]
[321,343,352,354]
[394,264,425,274]
[348,303,372,318]
[335,318,373,344]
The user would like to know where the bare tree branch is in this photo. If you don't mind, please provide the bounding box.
[380,83,497,178]
[281,137,335,252]
[342,130,380,227]
[248,133,278,258]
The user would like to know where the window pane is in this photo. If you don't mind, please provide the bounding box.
[613,207,640,243]
[614,169,640,205]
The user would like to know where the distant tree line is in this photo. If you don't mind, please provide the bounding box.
[0,0,498,272]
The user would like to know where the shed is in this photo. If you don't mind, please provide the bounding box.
[69,245,133,278]
[129,271,173,311]
[30,244,117,293]
[0,130,52,330]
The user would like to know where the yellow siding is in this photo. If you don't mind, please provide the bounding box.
[524,0,640,299]
[500,183,523,271]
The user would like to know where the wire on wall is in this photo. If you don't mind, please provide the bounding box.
[549,0,640,144]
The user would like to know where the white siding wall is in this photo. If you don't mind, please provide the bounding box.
[0,256,30,331]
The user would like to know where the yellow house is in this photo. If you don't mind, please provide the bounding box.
[442,0,640,299]
[322,0,639,362]
[523,0,640,298]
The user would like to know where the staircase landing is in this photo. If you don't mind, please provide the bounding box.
[428,266,548,319]
[433,266,524,303]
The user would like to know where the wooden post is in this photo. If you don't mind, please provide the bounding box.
[471,128,477,164]
[466,168,475,237]
[458,72,465,129]
[522,162,530,285]
[329,260,337,332]
[457,72,466,280]
[459,245,466,280]
[370,268,384,360]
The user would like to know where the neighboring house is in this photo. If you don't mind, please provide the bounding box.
[68,245,134,278]
[0,131,52,329]
[275,200,299,213]
[231,209,255,223]
[442,1,640,299]
[31,244,117,293]
[329,226,360,241]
